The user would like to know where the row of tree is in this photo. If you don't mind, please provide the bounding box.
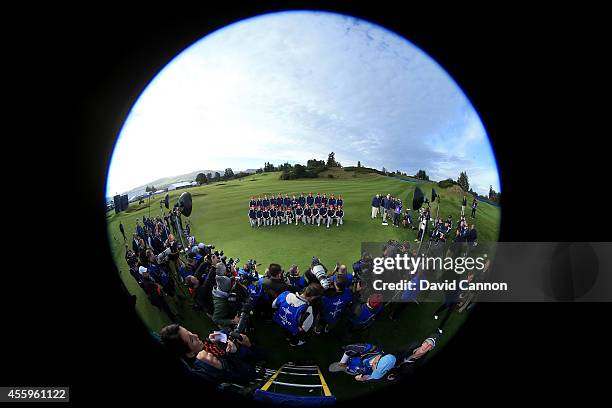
[195,168,252,185]
[191,157,500,204]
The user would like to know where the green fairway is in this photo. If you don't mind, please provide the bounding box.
[106,169,500,400]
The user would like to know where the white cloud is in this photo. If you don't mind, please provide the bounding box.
[106,11,500,196]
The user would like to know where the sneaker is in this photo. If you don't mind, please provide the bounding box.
[382,222,388,226]
[434,315,439,320]
[437,328,443,334]
[314,326,322,335]
[290,340,306,347]
[324,324,330,333]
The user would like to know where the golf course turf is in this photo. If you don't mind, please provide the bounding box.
[106,169,501,400]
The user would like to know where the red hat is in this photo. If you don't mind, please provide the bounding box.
[367,294,384,309]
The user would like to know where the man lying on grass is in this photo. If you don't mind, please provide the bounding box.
[329,343,396,382]
[160,324,263,385]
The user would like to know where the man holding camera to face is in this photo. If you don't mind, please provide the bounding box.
[159,325,262,385]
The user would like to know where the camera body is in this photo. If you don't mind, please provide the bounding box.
[228,303,252,342]
[156,247,172,264]
[309,256,331,289]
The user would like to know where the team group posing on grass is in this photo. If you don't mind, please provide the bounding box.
[248,192,345,228]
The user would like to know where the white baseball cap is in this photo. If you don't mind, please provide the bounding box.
[138,266,148,275]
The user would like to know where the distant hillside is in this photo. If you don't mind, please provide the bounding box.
[108,168,258,200]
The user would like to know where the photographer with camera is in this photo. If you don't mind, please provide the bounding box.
[386,335,438,382]
[329,343,396,382]
[304,257,332,291]
[315,270,352,334]
[197,252,223,316]
[212,275,241,331]
[262,263,293,302]
[138,266,179,322]
[347,287,384,336]
[159,324,261,385]
[272,282,324,346]
[145,249,176,298]
[286,265,306,292]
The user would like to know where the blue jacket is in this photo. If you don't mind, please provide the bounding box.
[287,276,306,292]
[343,343,379,376]
[350,303,384,327]
[273,291,308,336]
[321,289,353,324]
[372,196,380,207]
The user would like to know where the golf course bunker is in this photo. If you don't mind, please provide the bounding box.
[105,10,501,404]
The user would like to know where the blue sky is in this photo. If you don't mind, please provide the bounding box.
[106,11,500,196]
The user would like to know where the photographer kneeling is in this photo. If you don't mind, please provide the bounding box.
[159,324,262,385]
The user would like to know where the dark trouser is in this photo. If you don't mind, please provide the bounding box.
[471,208,476,218]
[289,330,306,345]
[434,301,456,330]
[236,344,266,364]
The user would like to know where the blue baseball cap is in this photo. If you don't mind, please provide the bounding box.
[369,354,396,380]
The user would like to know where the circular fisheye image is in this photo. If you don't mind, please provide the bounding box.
[105,10,501,404]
